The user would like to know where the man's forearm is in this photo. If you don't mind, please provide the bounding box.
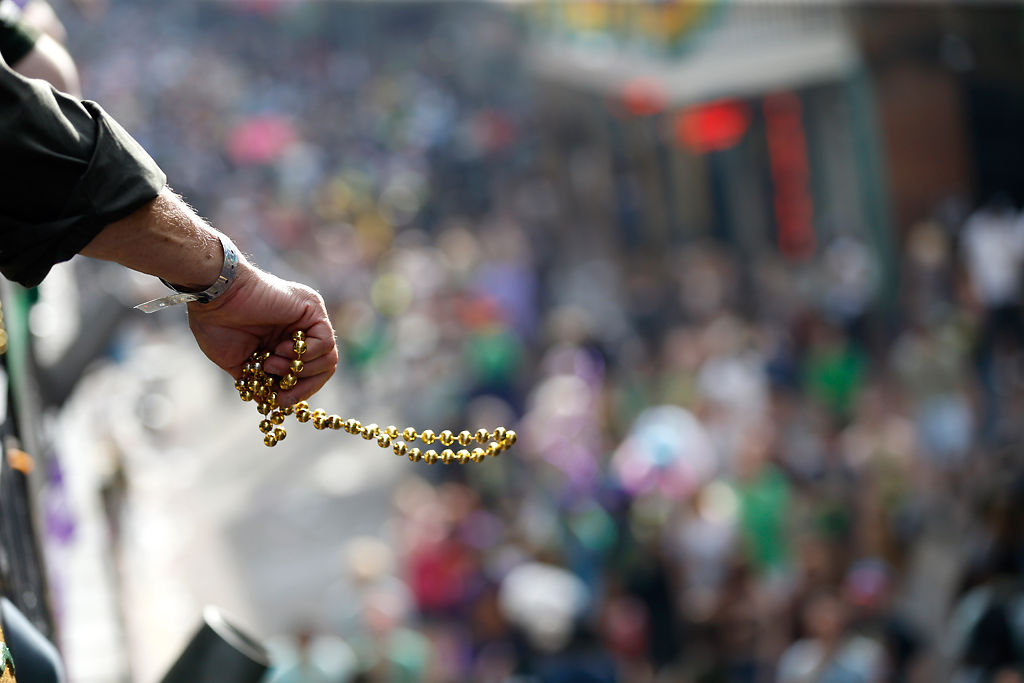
[79,187,232,291]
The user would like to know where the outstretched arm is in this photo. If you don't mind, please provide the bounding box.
[80,188,338,406]
[1,57,336,403]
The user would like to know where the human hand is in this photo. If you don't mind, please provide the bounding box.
[186,261,338,406]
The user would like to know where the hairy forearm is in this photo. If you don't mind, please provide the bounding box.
[79,187,234,290]
[80,187,337,401]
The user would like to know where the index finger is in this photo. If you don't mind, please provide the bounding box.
[264,320,337,375]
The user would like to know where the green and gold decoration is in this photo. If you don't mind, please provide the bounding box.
[0,625,14,682]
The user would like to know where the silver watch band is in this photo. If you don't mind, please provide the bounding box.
[134,233,240,313]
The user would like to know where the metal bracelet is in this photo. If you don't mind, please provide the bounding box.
[134,232,239,313]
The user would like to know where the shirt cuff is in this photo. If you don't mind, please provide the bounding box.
[0,94,166,287]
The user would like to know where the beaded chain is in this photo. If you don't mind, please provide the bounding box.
[234,331,517,464]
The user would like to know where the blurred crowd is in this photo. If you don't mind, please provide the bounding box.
[56,2,1024,682]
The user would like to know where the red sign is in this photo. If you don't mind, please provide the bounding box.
[617,78,668,118]
[764,93,815,261]
[674,100,750,153]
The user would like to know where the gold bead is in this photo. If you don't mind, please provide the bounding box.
[493,427,506,442]
[235,379,246,391]
[264,433,278,447]
[488,441,501,456]
[293,339,308,355]
[296,401,310,411]
[439,430,454,446]
[456,449,471,464]
[385,425,399,439]
[408,448,422,463]
[393,441,408,456]
[254,385,267,399]
[475,428,489,444]
[472,448,486,463]
[257,402,271,415]
[280,375,297,390]
[242,362,253,375]
[423,450,438,465]
[240,390,254,402]
[293,330,306,341]
[457,430,472,446]
[377,433,393,449]
[261,351,272,361]
[328,415,345,430]
[312,412,328,430]
[403,427,418,442]
[269,411,284,425]
[440,449,455,464]
[274,427,287,441]
[344,419,361,434]
[420,429,436,444]
[362,423,379,440]
[259,419,273,433]
[290,359,304,374]
[280,404,294,416]
[296,409,312,423]
[252,361,263,375]
[503,430,518,447]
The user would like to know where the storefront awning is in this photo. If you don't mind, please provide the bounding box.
[527,27,859,105]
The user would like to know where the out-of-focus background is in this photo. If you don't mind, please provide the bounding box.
[4,1,1024,682]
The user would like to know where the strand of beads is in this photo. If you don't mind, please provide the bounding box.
[235,331,517,463]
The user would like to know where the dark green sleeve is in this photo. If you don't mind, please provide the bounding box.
[0,56,166,287]
[0,15,40,66]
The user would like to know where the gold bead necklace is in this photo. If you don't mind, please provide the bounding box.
[235,331,517,464]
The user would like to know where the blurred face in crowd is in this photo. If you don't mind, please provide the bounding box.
[804,593,847,644]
